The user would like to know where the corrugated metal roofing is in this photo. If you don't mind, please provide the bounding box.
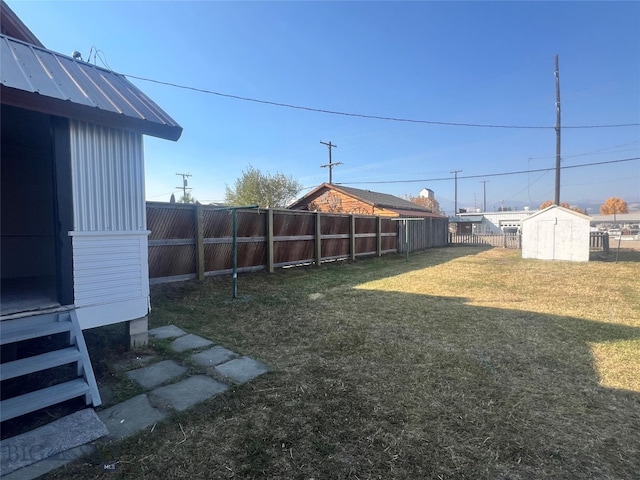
[0,34,182,140]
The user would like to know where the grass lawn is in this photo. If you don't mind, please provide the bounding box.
[48,247,640,479]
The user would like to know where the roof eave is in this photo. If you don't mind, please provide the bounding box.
[1,1,44,47]
[1,85,183,141]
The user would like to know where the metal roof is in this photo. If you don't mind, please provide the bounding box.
[0,34,182,141]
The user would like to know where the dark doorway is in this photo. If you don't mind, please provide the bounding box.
[1,105,72,315]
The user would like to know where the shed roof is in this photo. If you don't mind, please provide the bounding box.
[522,204,592,222]
[0,34,182,140]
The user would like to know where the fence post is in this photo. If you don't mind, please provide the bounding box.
[195,203,205,280]
[267,209,274,273]
[350,215,356,260]
[315,211,322,266]
[376,216,382,257]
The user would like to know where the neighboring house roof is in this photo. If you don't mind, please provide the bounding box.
[290,183,443,216]
[522,205,592,222]
[0,30,182,140]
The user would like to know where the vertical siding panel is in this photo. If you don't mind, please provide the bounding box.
[70,120,144,232]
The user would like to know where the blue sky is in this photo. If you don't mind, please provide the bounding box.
[9,1,640,214]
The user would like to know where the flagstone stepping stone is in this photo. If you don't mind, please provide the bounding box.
[149,325,187,339]
[150,375,228,412]
[170,334,213,352]
[215,357,269,384]
[126,360,187,389]
[191,346,237,367]
[97,394,166,440]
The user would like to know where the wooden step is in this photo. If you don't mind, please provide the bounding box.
[0,347,82,381]
[0,318,72,345]
[0,378,90,422]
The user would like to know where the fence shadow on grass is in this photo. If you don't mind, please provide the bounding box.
[65,247,638,480]
[192,290,640,480]
[149,246,490,306]
[142,248,640,480]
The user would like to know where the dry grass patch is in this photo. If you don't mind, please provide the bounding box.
[46,247,640,480]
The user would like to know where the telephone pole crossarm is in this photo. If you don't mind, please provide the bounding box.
[176,172,192,199]
[320,141,342,184]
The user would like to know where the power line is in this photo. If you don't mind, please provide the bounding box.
[335,157,640,186]
[125,74,639,130]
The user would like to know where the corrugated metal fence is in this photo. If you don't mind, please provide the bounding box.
[148,203,446,284]
[397,216,450,252]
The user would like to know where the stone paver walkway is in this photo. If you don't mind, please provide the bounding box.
[8,325,270,480]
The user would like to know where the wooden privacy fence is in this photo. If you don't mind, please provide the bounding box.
[449,233,522,249]
[147,203,401,284]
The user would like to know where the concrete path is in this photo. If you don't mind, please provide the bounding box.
[3,325,269,479]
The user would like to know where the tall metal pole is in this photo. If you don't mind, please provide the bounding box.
[481,180,489,212]
[554,54,561,205]
[232,209,238,299]
[451,170,462,215]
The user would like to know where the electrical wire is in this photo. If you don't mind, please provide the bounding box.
[334,157,640,185]
[125,74,639,130]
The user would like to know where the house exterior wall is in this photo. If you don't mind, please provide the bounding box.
[522,207,590,262]
[459,210,535,234]
[69,120,150,329]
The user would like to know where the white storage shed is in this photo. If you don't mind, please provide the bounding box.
[521,205,591,262]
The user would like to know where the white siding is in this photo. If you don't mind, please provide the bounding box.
[71,231,150,329]
[70,120,146,232]
[69,120,150,329]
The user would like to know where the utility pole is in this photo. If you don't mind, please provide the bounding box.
[176,172,192,201]
[480,180,489,212]
[320,141,342,184]
[451,170,462,216]
[554,54,561,205]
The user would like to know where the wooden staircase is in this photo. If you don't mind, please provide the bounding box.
[0,310,101,422]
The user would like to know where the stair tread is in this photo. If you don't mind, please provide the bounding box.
[0,320,72,345]
[0,347,82,381]
[0,378,90,422]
